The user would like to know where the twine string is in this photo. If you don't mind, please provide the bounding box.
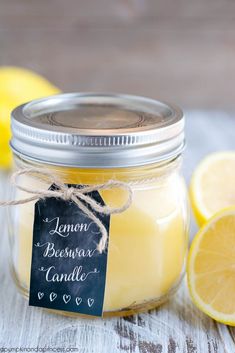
[0,168,133,253]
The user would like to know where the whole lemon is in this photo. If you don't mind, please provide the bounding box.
[0,66,60,169]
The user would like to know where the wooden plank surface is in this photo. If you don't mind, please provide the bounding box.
[0,0,235,110]
[0,111,235,352]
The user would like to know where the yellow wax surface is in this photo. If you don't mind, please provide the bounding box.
[15,165,188,313]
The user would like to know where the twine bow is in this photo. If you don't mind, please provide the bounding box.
[0,168,133,253]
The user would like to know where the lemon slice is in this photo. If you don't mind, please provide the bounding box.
[190,151,235,225]
[187,207,235,325]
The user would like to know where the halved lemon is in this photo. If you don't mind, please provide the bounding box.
[190,151,235,226]
[187,207,235,325]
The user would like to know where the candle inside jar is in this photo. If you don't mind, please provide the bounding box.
[15,165,187,313]
[9,93,188,316]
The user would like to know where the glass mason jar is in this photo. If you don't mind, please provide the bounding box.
[8,93,189,317]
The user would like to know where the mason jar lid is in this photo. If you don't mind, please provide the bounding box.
[10,92,185,168]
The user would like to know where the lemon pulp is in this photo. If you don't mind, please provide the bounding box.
[190,151,235,225]
[188,207,235,325]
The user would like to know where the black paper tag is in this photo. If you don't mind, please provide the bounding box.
[29,184,110,317]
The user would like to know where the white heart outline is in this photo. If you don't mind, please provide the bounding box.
[49,292,57,302]
[63,294,71,304]
[87,298,94,307]
[38,292,44,300]
[75,297,82,306]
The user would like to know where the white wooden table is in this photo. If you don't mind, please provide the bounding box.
[0,111,235,353]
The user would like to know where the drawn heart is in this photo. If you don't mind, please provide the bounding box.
[63,294,71,304]
[49,292,57,302]
[87,298,94,307]
[38,292,44,300]
[75,297,82,306]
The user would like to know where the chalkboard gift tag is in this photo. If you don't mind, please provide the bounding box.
[29,184,110,317]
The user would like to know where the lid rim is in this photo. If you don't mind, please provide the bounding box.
[11,92,185,168]
[11,140,186,169]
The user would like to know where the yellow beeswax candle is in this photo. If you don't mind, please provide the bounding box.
[13,161,188,315]
[8,93,189,317]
